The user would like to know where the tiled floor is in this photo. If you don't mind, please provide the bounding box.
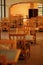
[17,32,43,65]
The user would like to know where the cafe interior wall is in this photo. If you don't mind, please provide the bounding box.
[0,0,43,18]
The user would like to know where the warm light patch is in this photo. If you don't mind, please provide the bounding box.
[34,3,38,9]
[10,3,30,18]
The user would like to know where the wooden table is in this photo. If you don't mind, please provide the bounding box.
[0,49,21,65]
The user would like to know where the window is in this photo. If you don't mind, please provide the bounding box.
[38,3,43,16]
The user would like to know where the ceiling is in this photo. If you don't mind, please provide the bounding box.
[6,0,43,6]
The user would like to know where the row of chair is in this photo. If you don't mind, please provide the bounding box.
[0,16,38,45]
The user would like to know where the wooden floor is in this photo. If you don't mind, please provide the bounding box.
[17,32,43,65]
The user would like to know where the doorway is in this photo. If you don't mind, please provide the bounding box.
[29,9,38,19]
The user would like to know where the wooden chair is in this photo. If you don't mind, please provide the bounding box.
[29,17,37,44]
[1,18,9,32]
[17,40,30,60]
[37,16,43,32]
[0,55,6,65]
[0,40,16,50]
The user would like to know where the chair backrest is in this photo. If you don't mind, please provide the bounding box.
[37,16,43,27]
[0,40,16,50]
